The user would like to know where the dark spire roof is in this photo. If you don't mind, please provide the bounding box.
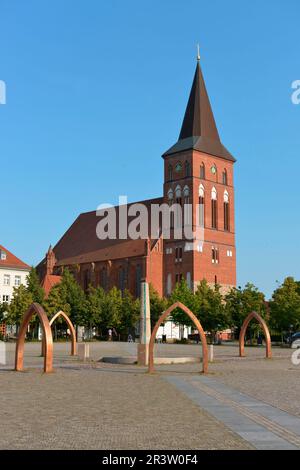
[179,61,219,141]
[163,61,235,162]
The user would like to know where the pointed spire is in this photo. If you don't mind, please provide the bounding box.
[163,56,235,162]
[179,61,220,142]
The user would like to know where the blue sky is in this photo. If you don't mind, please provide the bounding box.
[0,0,299,298]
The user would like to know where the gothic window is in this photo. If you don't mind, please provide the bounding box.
[175,273,183,284]
[83,269,90,292]
[211,187,218,229]
[212,246,219,264]
[175,247,183,262]
[199,184,205,227]
[175,185,182,228]
[185,160,191,177]
[200,163,205,179]
[101,267,108,291]
[222,169,228,185]
[168,164,173,181]
[183,185,190,225]
[224,190,230,231]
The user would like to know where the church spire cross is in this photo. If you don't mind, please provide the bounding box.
[197,44,200,62]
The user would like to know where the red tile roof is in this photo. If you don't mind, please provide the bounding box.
[37,197,163,270]
[0,244,30,270]
[41,274,62,296]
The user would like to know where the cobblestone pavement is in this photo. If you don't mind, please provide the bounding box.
[0,341,298,449]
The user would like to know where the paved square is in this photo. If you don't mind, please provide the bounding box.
[0,342,299,449]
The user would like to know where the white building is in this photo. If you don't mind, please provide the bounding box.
[0,244,30,304]
[157,320,192,342]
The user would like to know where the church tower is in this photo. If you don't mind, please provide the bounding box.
[162,56,236,295]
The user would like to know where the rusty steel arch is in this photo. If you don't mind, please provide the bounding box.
[15,303,53,373]
[239,311,272,359]
[42,310,77,356]
[148,301,208,374]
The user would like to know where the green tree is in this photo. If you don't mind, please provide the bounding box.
[149,284,168,328]
[44,283,70,317]
[169,280,196,326]
[225,283,266,329]
[26,267,45,304]
[270,277,300,332]
[101,287,123,333]
[194,280,229,339]
[0,302,9,324]
[58,269,86,326]
[85,286,106,330]
[120,289,140,335]
[6,285,33,329]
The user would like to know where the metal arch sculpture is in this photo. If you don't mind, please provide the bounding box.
[148,301,208,374]
[42,310,77,356]
[239,311,272,359]
[15,303,53,373]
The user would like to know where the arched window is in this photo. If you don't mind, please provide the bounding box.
[198,184,205,228]
[211,187,218,229]
[200,163,205,179]
[183,185,189,203]
[167,188,174,229]
[101,267,108,291]
[175,185,182,203]
[185,160,191,177]
[175,185,182,228]
[167,188,174,202]
[224,190,230,231]
[168,164,173,181]
[222,169,228,185]
[183,186,190,226]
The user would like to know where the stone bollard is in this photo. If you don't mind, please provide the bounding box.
[78,343,89,361]
[137,280,151,366]
[209,344,214,363]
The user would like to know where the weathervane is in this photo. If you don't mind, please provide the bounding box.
[197,44,200,62]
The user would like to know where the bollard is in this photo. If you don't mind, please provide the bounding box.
[78,343,89,361]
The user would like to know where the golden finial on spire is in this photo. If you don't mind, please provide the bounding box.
[197,44,200,62]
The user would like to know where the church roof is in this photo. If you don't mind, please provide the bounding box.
[163,61,235,162]
[37,197,163,270]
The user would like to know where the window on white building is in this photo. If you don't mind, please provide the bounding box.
[0,250,7,260]
[15,275,21,286]
[3,274,10,286]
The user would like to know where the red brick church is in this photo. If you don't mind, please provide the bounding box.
[38,58,236,298]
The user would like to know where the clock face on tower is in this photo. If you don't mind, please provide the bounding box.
[211,165,217,175]
[175,162,182,173]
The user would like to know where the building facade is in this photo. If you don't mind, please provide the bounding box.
[0,245,30,335]
[38,59,236,299]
